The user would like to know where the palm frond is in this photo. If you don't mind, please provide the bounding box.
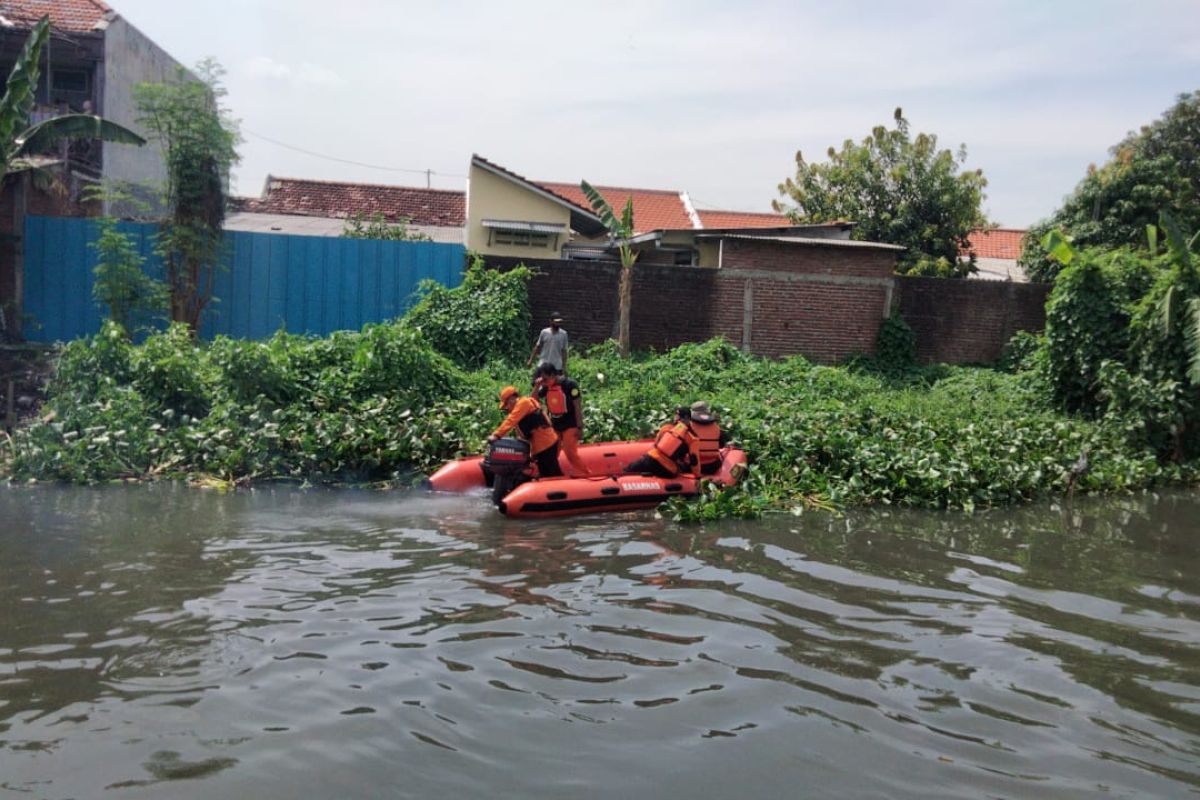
[1159,284,1179,334]
[1186,298,1200,385]
[16,114,146,155]
[1160,210,1192,272]
[620,196,635,237]
[580,180,624,237]
[0,16,50,165]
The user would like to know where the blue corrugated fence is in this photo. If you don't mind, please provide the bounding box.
[22,215,465,342]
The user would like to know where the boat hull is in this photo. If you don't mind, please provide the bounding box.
[426,439,654,493]
[427,440,747,519]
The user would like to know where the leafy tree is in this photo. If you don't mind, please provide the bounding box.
[341,211,431,241]
[1022,91,1200,283]
[580,181,637,355]
[773,108,990,277]
[0,16,145,186]
[134,59,240,333]
[91,217,168,335]
[1037,213,1200,462]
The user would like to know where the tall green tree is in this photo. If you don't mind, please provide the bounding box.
[1022,91,1200,283]
[773,108,990,277]
[134,59,240,332]
[0,16,145,186]
[580,181,637,356]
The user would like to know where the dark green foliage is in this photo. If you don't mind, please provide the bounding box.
[873,315,917,371]
[1022,91,1200,283]
[775,108,989,275]
[1041,248,1150,414]
[402,255,532,369]
[1036,213,1200,462]
[998,331,1044,374]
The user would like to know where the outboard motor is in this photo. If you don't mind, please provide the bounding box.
[484,437,531,505]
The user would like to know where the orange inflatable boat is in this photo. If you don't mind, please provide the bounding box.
[426,439,748,518]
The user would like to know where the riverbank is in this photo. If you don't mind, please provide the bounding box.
[3,321,1195,517]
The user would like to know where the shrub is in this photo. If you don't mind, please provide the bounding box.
[402,254,532,369]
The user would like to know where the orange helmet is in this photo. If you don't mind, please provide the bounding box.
[498,385,518,408]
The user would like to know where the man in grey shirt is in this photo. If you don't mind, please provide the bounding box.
[527,311,569,376]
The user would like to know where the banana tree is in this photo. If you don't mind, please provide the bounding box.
[0,15,145,340]
[581,180,637,356]
[1,16,146,185]
[1156,211,1200,385]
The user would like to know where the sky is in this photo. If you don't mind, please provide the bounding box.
[107,0,1200,228]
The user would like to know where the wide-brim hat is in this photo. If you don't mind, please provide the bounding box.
[690,401,712,417]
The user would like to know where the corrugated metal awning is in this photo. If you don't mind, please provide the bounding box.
[482,219,566,234]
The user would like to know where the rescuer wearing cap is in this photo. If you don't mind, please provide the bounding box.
[489,385,563,478]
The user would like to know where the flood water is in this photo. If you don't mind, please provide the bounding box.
[1,484,1198,799]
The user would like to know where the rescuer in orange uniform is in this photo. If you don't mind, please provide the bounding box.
[488,385,563,478]
[684,401,730,476]
[534,362,589,477]
[625,407,698,478]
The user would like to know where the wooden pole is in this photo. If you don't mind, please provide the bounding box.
[4,377,14,433]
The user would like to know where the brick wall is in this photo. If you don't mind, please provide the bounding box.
[487,245,894,363]
[897,276,1051,364]
[482,251,1050,366]
[722,237,897,278]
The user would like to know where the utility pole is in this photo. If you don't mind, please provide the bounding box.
[425,169,431,189]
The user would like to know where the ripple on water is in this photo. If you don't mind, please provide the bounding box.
[0,485,1197,798]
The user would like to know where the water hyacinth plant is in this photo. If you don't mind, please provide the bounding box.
[5,258,1197,517]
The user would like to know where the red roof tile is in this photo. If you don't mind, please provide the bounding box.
[965,228,1026,260]
[238,176,465,227]
[697,209,790,229]
[0,0,111,33]
[538,182,693,234]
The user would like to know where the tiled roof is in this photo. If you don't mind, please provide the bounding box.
[965,228,1026,261]
[538,182,694,233]
[236,176,466,227]
[697,209,790,229]
[0,0,111,32]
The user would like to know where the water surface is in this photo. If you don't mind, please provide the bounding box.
[1,485,1198,798]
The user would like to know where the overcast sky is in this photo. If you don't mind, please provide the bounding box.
[108,0,1200,228]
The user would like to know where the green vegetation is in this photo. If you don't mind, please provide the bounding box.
[1022,90,1200,283]
[1036,213,1200,464]
[134,58,240,332]
[773,108,989,277]
[90,217,168,335]
[341,211,432,241]
[6,255,1195,518]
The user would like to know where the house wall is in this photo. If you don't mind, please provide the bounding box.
[101,15,183,209]
[465,163,571,258]
[897,276,1050,364]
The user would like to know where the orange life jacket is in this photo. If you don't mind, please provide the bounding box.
[544,382,567,416]
[502,396,558,456]
[648,422,695,476]
[688,418,722,472]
